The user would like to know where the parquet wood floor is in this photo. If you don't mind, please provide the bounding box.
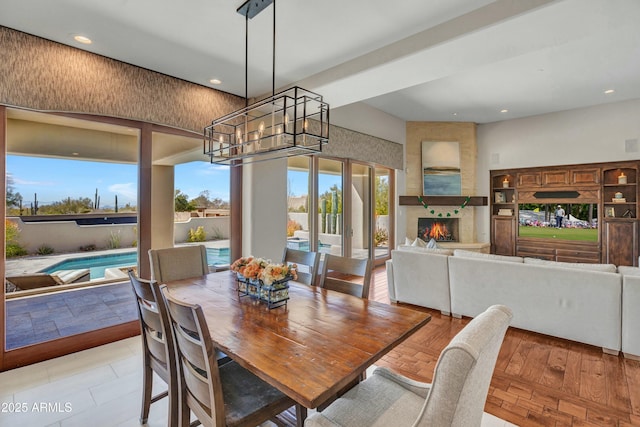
[370,264,640,426]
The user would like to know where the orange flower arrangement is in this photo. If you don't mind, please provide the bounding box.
[230,256,297,285]
[230,256,253,276]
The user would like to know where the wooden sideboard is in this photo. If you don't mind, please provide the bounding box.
[490,161,639,266]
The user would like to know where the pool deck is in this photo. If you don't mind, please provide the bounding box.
[4,241,230,350]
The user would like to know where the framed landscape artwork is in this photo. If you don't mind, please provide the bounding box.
[422,141,461,195]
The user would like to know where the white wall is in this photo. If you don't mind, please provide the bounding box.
[10,217,230,254]
[242,158,288,261]
[475,99,640,242]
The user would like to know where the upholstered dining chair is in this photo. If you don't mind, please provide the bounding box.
[305,304,513,427]
[282,248,319,286]
[149,245,209,284]
[318,254,372,299]
[160,285,301,427]
[128,270,179,425]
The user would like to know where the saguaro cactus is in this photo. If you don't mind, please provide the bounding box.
[321,198,327,233]
[31,193,39,215]
[331,190,338,234]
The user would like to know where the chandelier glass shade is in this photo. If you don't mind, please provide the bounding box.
[204,0,330,165]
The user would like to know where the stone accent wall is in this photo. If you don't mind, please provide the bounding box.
[404,122,478,242]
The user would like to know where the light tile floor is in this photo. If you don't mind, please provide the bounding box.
[0,337,518,427]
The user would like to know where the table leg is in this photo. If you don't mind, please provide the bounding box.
[296,405,307,427]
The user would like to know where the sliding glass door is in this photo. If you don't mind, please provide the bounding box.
[285,156,393,264]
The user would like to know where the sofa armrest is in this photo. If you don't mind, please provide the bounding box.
[385,259,397,302]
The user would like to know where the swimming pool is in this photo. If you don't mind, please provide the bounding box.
[41,248,230,279]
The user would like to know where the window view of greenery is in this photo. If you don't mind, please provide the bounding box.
[374,172,390,251]
[518,203,598,241]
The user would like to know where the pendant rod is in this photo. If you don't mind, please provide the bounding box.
[245,12,249,108]
[272,0,276,97]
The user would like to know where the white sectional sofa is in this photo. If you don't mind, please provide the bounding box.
[386,247,631,357]
[618,266,640,360]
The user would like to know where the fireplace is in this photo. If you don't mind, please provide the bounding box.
[418,218,459,242]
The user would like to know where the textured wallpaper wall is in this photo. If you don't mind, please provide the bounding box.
[0,26,244,133]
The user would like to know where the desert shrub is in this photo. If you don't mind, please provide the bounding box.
[209,226,224,240]
[5,219,20,244]
[107,230,122,249]
[36,244,55,255]
[6,243,28,258]
[287,219,302,237]
[132,226,138,247]
[188,226,206,242]
[374,227,389,247]
[79,244,97,252]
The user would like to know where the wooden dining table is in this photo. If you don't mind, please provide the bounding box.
[164,270,431,412]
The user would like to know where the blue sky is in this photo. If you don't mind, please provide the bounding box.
[6,156,232,207]
[6,155,335,207]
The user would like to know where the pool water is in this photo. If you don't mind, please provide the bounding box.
[41,248,230,279]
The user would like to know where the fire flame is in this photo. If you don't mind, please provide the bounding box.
[424,221,449,240]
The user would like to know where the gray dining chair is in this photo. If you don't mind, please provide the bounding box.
[128,270,179,425]
[160,285,302,427]
[306,305,513,427]
[282,247,319,286]
[318,254,372,299]
[149,245,210,284]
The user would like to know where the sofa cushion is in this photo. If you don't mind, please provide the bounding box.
[523,257,617,273]
[453,249,523,263]
[389,249,452,313]
[411,237,427,248]
[426,238,438,249]
[397,245,454,256]
[618,266,640,276]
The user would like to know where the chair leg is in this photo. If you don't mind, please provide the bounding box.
[168,380,179,427]
[180,397,192,427]
[140,363,153,424]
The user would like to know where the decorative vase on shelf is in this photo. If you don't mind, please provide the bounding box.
[618,173,627,184]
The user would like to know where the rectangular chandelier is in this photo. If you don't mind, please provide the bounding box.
[204,86,329,165]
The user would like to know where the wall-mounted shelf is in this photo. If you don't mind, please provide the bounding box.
[399,196,488,206]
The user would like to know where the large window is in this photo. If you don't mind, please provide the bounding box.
[375,168,391,260]
[4,111,139,350]
[350,163,372,260]
[285,156,393,263]
[318,158,344,256]
[286,157,311,251]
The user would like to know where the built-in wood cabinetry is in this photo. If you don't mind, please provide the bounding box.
[490,161,639,266]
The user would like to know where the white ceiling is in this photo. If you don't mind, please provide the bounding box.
[1,0,640,124]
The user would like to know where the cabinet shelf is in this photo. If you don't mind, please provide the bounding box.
[492,161,640,266]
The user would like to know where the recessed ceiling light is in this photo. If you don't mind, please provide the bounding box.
[452,112,458,116]
[209,78,222,85]
[500,109,509,113]
[604,89,615,94]
[72,152,79,156]
[73,35,92,45]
